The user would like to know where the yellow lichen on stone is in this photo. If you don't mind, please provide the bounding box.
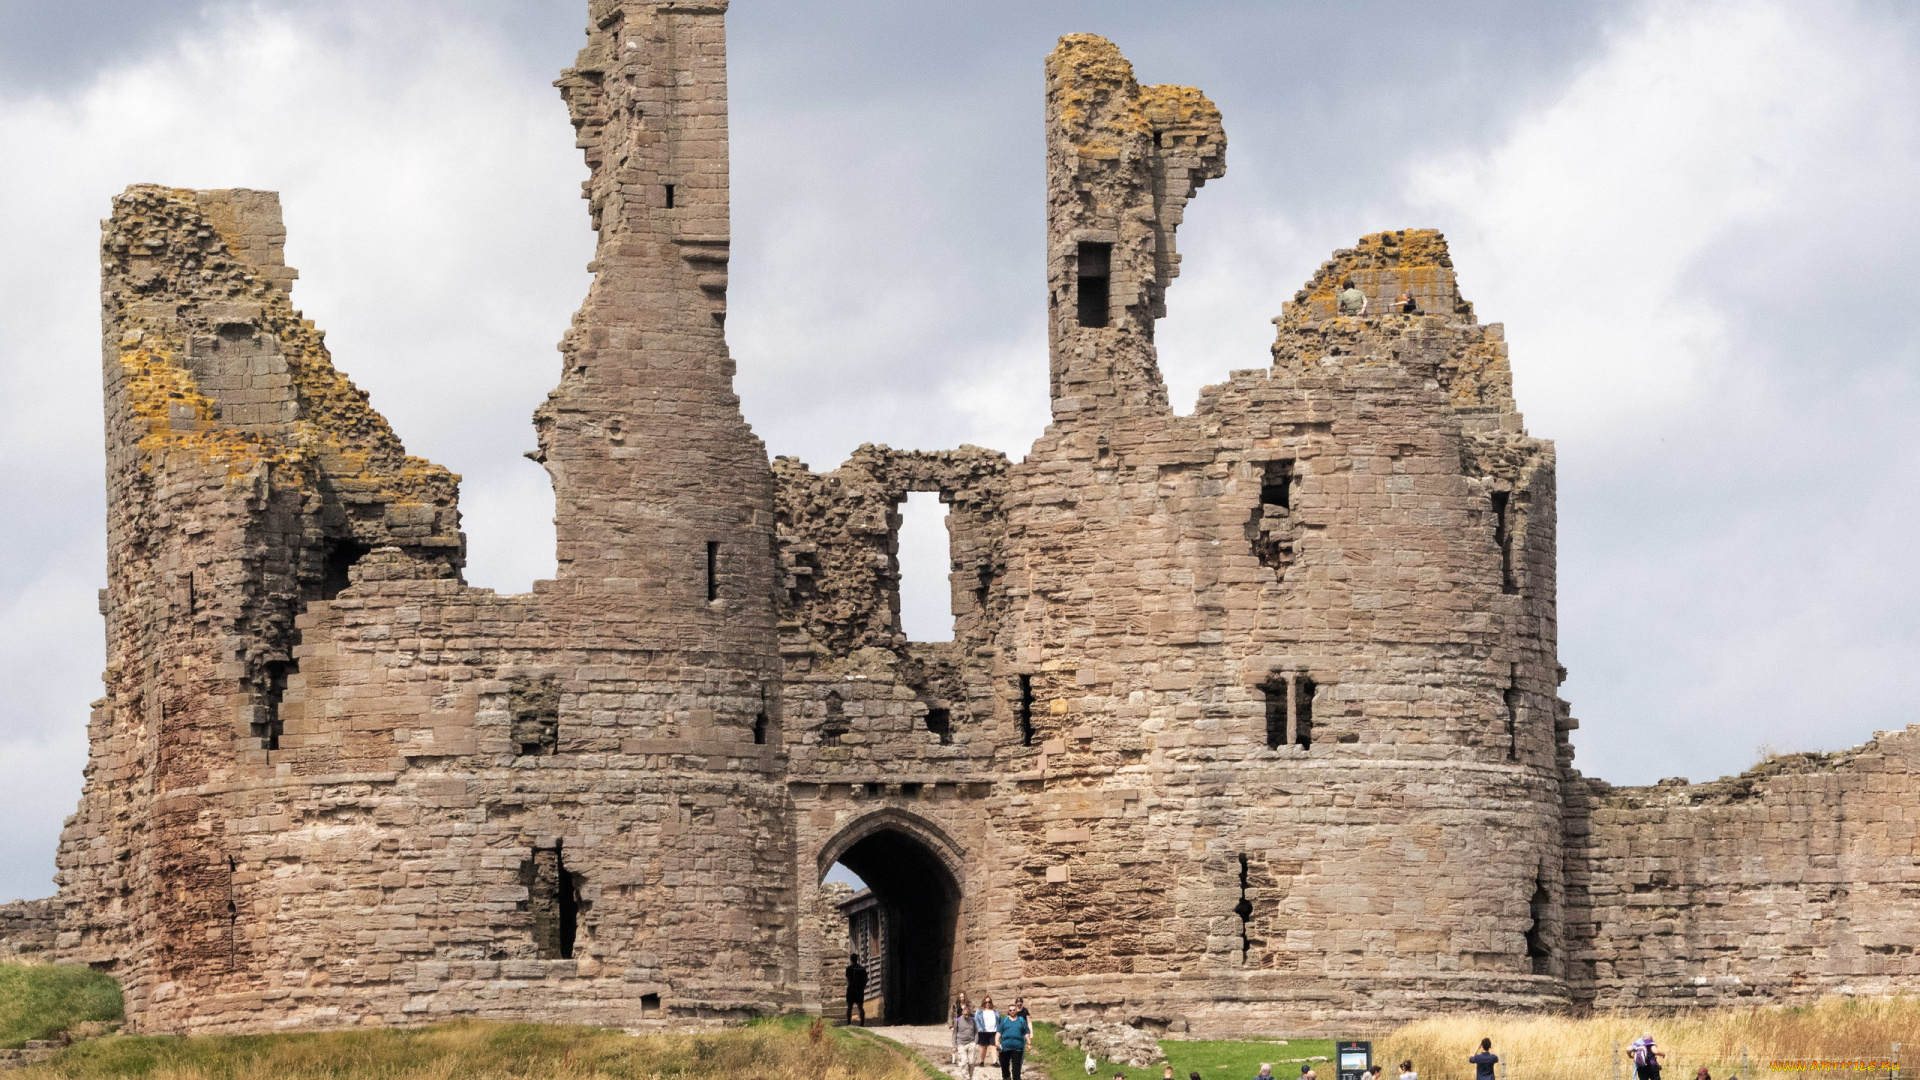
[116,339,274,476]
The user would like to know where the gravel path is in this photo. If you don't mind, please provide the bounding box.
[860,1024,1049,1080]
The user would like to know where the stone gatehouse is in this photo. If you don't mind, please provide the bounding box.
[6,0,1919,1038]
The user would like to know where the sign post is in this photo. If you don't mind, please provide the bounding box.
[1338,1041,1373,1080]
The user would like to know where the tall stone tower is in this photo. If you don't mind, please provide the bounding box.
[52,0,795,1032]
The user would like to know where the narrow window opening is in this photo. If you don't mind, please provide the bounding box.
[1234,853,1254,962]
[663,183,675,208]
[226,855,240,969]
[864,781,882,798]
[753,710,768,745]
[319,539,371,602]
[1017,674,1035,746]
[1491,491,1518,594]
[255,660,294,751]
[924,706,952,745]
[1294,676,1316,750]
[185,572,195,616]
[1525,878,1551,973]
[511,677,560,757]
[1504,666,1520,761]
[1247,460,1296,575]
[706,540,719,603]
[524,844,582,960]
[1153,130,1164,148]
[1076,241,1112,328]
[1264,681,1287,750]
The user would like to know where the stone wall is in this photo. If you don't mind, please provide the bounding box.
[0,899,59,960]
[1565,728,1920,1009]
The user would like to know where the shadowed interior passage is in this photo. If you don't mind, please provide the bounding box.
[835,829,960,1025]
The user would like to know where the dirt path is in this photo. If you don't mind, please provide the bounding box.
[861,1024,1049,1080]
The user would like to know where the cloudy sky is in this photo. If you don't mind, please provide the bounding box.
[1,0,1916,901]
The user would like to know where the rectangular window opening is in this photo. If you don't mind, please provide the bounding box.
[753,710,769,745]
[640,993,661,1015]
[706,540,719,603]
[524,844,582,960]
[1248,460,1297,575]
[1260,459,1293,510]
[1017,674,1035,747]
[1491,490,1518,594]
[1504,665,1520,761]
[1263,681,1287,750]
[1076,241,1112,328]
[664,183,675,209]
[1234,853,1254,962]
[896,491,954,642]
[255,660,295,751]
[1294,676,1315,750]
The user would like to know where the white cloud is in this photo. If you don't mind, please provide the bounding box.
[1402,0,1920,782]
[0,3,588,899]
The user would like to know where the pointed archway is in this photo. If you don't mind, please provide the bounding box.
[821,811,963,1025]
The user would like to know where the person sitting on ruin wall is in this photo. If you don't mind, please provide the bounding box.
[844,954,868,1025]
[1396,290,1417,313]
[1338,280,1368,316]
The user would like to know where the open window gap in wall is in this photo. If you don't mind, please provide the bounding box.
[896,491,954,642]
[1076,241,1112,328]
[1234,853,1254,962]
[1017,674,1035,747]
[1491,490,1518,594]
[706,541,719,603]
[525,843,582,960]
[255,660,295,751]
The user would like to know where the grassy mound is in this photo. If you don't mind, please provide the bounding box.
[1379,997,1920,1080]
[20,1015,926,1080]
[0,963,123,1049]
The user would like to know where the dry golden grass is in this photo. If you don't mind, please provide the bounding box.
[1378,998,1920,1080]
[18,1016,931,1080]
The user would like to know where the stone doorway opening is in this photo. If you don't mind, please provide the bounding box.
[828,827,960,1025]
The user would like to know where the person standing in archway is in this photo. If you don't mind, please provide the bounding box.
[844,954,868,1025]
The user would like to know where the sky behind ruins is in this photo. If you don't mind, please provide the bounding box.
[1,0,1917,900]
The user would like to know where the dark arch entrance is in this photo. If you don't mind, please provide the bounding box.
[831,826,960,1025]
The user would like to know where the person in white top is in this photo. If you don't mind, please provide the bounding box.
[1398,1061,1418,1080]
[974,996,1000,1069]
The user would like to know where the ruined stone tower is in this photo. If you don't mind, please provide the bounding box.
[19,0,1920,1038]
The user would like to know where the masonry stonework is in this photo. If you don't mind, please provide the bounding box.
[9,0,1917,1038]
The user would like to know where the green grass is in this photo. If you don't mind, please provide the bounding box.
[18,1015,927,1079]
[0,963,123,1049]
[1031,1021,1335,1080]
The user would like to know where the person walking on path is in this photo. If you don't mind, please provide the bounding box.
[843,955,868,1026]
[951,1000,978,1077]
[1468,1038,1499,1080]
[995,1004,1031,1080]
[975,996,1000,1070]
[1631,1032,1663,1080]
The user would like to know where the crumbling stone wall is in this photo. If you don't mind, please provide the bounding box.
[0,899,59,960]
[1563,728,1920,1009]
[37,0,1916,1040]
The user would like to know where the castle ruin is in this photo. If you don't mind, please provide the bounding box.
[6,0,1920,1037]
